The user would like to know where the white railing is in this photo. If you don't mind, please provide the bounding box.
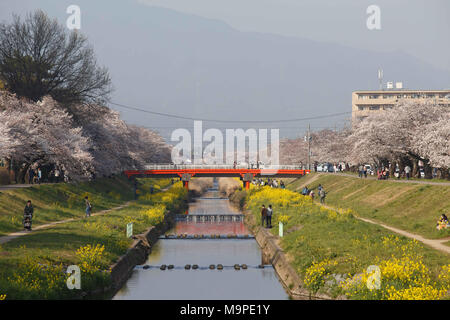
[142,164,307,170]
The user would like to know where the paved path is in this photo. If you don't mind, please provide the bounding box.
[320,203,450,255]
[0,183,52,191]
[0,201,133,245]
[320,172,450,186]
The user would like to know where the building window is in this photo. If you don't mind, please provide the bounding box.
[369,105,380,110]
[358,106,365,110]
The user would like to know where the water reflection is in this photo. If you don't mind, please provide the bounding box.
[113,184,288,300]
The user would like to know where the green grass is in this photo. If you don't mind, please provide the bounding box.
[0,178,186,299]
[247,189,449,276]
[245,186,450,298]
[287,173,450,239]
[0,176,137,236]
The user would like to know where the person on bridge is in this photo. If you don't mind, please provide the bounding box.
[261,205,267,227]
[23,200,34,231]
[266,205,273,228]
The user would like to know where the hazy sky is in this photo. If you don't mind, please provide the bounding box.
[0,0,449,139]
[138,0,450,71]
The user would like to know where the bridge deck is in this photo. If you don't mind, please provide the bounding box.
[124,164,310,178]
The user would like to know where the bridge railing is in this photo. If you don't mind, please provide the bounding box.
[142,164,307,170]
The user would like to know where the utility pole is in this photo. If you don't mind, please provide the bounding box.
[307,124,311,171]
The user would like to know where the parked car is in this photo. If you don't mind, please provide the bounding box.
[327,163,335,172]
[364,164,374,175]
[419,167,425,178]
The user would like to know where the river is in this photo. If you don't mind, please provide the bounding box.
[113,182,288,300]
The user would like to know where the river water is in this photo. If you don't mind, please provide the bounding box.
[113,183,288,300]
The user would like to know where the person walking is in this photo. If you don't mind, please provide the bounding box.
[266,205,273,228]
[358,165,363,178]
[261,205,267,227]
[319,188,327,204]
[23,200,34,231]
[54,168,60,183]
[309,190,315,202]
[318,184,323,193]
[85,196,92,218]
[302,186,309,196]
[28,168,35,184]
[404,165,411,180]
[37,168,42,184]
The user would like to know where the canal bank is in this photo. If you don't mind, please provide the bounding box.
[243,212,331,300]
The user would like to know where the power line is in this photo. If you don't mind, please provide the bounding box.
[109,101,351,124]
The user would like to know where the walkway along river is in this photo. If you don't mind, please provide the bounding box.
[113,181,288,300]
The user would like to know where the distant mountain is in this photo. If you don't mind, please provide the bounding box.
[34,1,450,136]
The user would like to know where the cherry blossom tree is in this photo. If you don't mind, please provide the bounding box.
[280,100,449,178]
[0,93,93,180]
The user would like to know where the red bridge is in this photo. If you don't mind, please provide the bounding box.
[124,165,310,189]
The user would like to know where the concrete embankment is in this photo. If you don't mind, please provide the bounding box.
[241,200,332,300]
[107,210,176,298]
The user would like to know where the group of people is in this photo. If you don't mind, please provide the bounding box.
[358,165,369,178]
[233,161,264,169]
[252,178,285,189]
[22,196,93,231]
[377,168,390,180]
[436,214,449,230]
[26,167,42,184]
[260,204,273,228]
[26,166,69,184]
[302,184,327,204]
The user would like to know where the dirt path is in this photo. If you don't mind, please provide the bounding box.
[0,201,133,245]
[323,172,450,186]
[319,203,450,255]
[0,184,173,245]
[287,173,321,191]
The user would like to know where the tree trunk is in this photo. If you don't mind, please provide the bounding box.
[423,161,433,179]
[412,159,419,178]
[389,160,396,177]
[438,168,450,180]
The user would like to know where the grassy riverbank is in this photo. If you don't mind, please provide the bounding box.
[0,176,136,236]
[242,186,450,299]
[286,173,450,239]
[0,178,187,299]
